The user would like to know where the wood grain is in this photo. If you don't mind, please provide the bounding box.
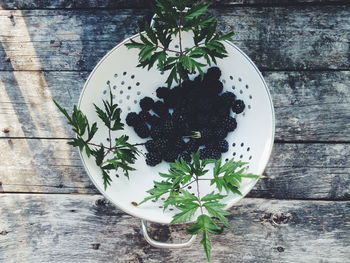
[0,194,348,263]
[1,139,349,200]
[1,71,349,141]
[0,0,348,9]
[0,6,349,71]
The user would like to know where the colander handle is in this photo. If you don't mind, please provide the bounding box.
[141,220,197,249]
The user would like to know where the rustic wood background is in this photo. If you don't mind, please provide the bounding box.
[0,0,349,262]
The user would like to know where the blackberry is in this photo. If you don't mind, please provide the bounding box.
[213,129,227,140]
[154,138,168,152]
[186,139,200,153]
[126,112,141,127]
[173,138,186,152]
[208,115,220,127]
[145,140,157,152]
[146,152,162,166]
[221,92,236,106]
[134,123,150,138]
[163,150,178,162]
[198,128,213,141]
[207,147,221,160]
[221,116,237,132]
[148,115,161,126]
[217,140,229,153]
[163,119,176,137]
[156,87,170,99]
[207,67,222,80]
[153,101,168,117]
[139,111,152,122]
[216,106,231,117]
[196,113,209,127]
[150,125,165,139]
[196,97,213,112]
[140,97,154,111]
[232,99,245,114]
[199,148,211,159]
[163,89,176,107]
[178,151,191,163]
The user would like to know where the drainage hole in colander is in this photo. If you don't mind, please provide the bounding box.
[136,82,140,86]
[134,100,138,104]
[249,156,252,160]
[188,186,192,190]
[240,90,243,94]
[233,152,236,156]
[241,143,244,147]
[116,174,119,178]
[114,73,118,78]
[232,85,235,90]
[127,106,131,111]
[174,44,179,48]
[222,79,226,84]
[120,90,123,94]
[161,197,165,201]
[123,71,127,76]
[103,90,107,95]
[248,105,251,109]
[127,95,130,100]
[106,80,110,85]
[242,112,246,117]
[131,75,135,79]
[152,199,156,202]
[240,154,243,159]
[121,81,125,85]
[169,208,174,211]
[106,137,110,141]
[225,158,229,162]
[245,84,249,89]
[238,77,242,82]
[230,75,233,80]
[232,143,236,147]
[247,147,250,152]
[128,86,132,90]
[249,95,252,99]
[119,99,123,104]
[137,91,141,95]
[159,206,163,209]
[113,85,117,90]
[160,71,164,75]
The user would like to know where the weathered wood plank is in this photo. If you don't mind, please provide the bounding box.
[0,0,348,10]
[0,6,349,71]
[0,139,349,200]
[1,71,349,141]
[0,194,348,263]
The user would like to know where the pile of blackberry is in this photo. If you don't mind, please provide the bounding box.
[126,67,245,166]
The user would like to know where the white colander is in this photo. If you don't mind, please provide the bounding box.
[78,30,275,248]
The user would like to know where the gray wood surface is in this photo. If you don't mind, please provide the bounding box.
[1,70,349,141]
[1,139,349,200]
[0,5,349,71]
[0,0,347,9]
[0,194,349,263]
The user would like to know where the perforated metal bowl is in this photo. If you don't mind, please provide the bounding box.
[78,30,275,247]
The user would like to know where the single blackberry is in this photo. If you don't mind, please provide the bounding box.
[134,123,150,138]
[221,116,237,132]
[154,138,168,152]
[163,119,176,137]
[214,81,224,94]
[163,89,176,107]
[125,112,141,127]
[208,115,220,127]
[148,115,161,126]
[139,97,154,111]
[146,152,162,166]
[186,139,200,153]
[198,128,213,141]
[145,140,157,152]
[156,87,170,99]
[216,105,231,117]
[199,148,211,159]
[178,151,191,163]
[150,125,165,139]
[207,67,222,80]
[220,92,236,106]
[232,99,245,114]
[139,111,152,122]
[153,101,169,117]
[207,147,221,160]
[217,140,229,153]
[213,129,227,140]
[173,138,186,152]
[163,150,178,162]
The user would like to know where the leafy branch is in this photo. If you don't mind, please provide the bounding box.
[139,152,260,261]
[125,0,234,87]
[54,85,143,189]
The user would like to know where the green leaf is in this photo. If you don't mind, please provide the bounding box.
[217,32,235,41]
[125,39,145,49]
[170,203,199,224]
[102,170,112,190]
[203,202,230,227]
[53,99,72,122]
[185,3,211,20]
[201,192,226,202]
[201,230,211,262]
[94,103,110,128]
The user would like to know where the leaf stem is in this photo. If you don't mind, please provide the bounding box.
[87,142,145,150]
[196,176,204,214]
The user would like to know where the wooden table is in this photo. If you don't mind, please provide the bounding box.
[0,1,349,262]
